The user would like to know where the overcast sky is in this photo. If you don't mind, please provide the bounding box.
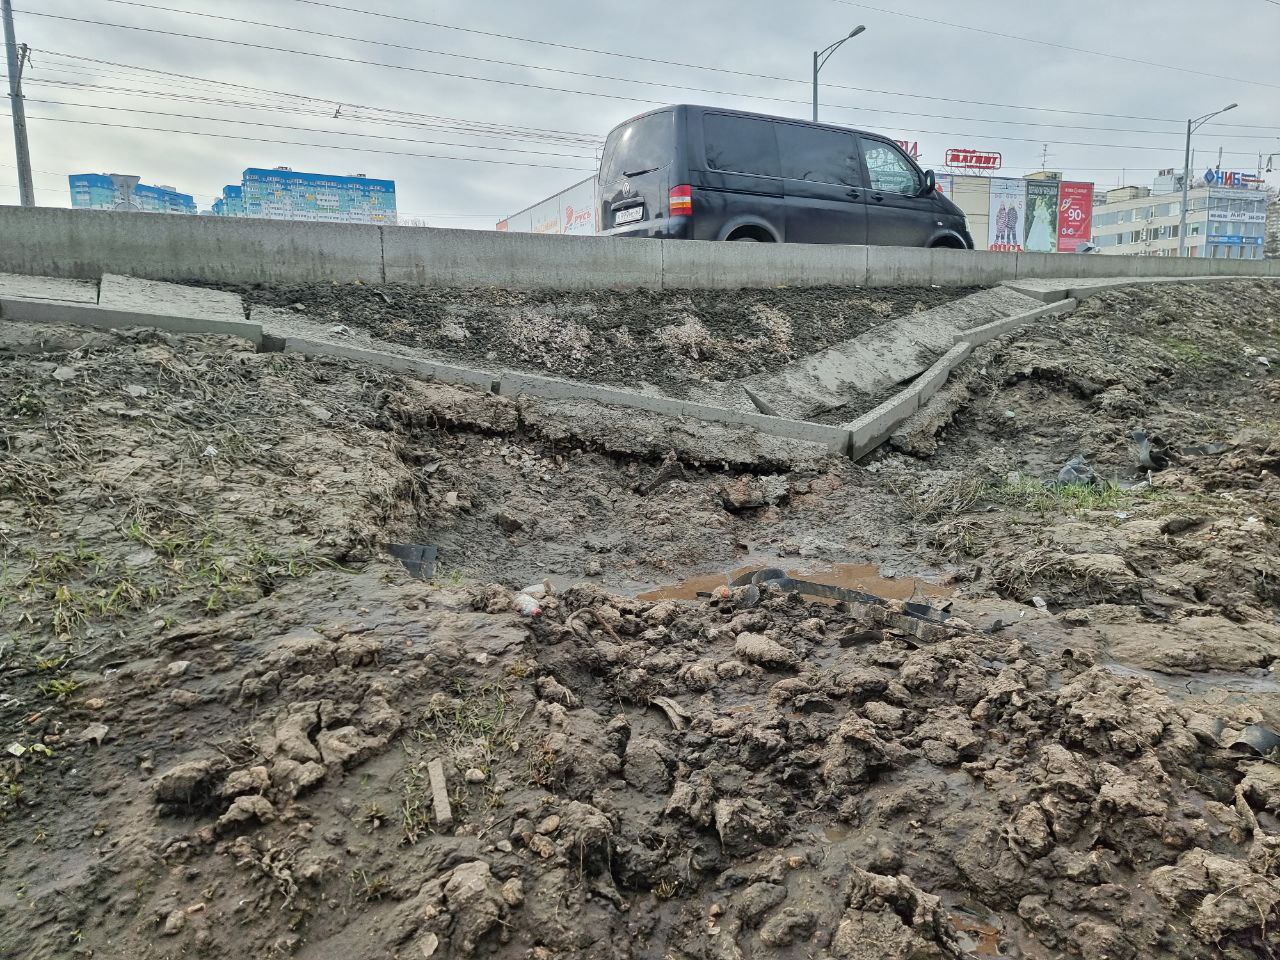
[3,0,1278,226]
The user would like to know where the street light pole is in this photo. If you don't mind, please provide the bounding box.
[1179,102,1237,257]
[2,0,34,207]
[813,25,865,122]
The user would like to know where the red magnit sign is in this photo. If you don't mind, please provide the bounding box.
[946,148,1002,171]
[1057,182,1093,253]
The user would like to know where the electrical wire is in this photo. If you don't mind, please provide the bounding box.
[832,0,1280,91]
[35,50,602,145]
[15,95,600,159]
[106,0,1280,131]
[8,73,606,150]
[97,0,1280,133]
[20,7,1280,146]
[2,112,597,171]
[14,10,1280,161]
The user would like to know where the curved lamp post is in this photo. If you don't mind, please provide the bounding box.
[1179,102,1237,257]
[813,25,865,122]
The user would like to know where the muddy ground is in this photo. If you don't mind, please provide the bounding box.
[222,282,972,396]
[2,279,1279,960]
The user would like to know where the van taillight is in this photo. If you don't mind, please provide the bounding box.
[669,184,692,216]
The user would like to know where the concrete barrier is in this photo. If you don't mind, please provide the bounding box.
[865,246,1020,288]
[660,238,867,289]
[497,371,853,452]
[0,297,264,344]
[0,206,384,284]
[3,204,1276,292]
[383,226,664,289]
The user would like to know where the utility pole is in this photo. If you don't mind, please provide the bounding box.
[2,0,34,207]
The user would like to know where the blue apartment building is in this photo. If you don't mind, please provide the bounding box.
[68,173,196,214]
[213,167,397,224]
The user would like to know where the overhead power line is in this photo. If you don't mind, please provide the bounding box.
[16,8,1280,152]
[35,50,603,145]
[16,68,1279,143]
[93,0,1280,133]
[832,0,1280,91]
[18,96,599,159]
[3,112,596,171]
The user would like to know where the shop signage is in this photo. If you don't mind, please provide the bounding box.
[1203,169,1264,188]
[946,148,1002,171]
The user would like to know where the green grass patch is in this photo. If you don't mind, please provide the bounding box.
[987,475,1137,513]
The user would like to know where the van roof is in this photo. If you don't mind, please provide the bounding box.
[607,104,883,141]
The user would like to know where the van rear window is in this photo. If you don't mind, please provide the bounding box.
[599,111,674,184]
[704,114,780,178]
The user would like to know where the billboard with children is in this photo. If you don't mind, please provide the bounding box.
[987,178,1025,252]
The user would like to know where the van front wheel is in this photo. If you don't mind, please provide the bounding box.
[731,237,759,242]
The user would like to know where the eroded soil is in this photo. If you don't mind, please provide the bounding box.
[2,278,1279,960]
[224,282,973,396]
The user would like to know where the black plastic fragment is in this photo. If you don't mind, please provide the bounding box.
[387,543,437,579]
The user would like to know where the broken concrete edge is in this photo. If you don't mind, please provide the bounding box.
[958,298,1078,348]
[846,298,1087,460]
[0,296,264,346]
[495,371,853,455]
[1006,273,1280,304]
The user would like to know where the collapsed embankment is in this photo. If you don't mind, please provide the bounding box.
[1,277,1278,960]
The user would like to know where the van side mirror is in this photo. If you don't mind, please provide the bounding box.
[920,169,936,197]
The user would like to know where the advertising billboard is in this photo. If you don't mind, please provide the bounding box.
[1023,179,1060,253]
[499,177,597,235]
[558,178,597,236]
[1056,182,1093,253]
[988,178,1025,252]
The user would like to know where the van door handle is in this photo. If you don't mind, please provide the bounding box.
[871,192,885,202]
[847,189,862,200]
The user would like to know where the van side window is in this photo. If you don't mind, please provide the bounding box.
[704,114,780,178]
[859,138,920,195]
[779,124,861,186]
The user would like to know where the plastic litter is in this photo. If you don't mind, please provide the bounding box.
[513,593,542,617]
[387,543,437,580]
[1031,596,1049,611]
[1056,455,1100,487]
[1131,430,1170,471]
[1227,723,1280,757]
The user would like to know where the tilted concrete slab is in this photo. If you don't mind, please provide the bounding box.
[960,299,1077,346]
[0,297,263,345]
[0,272,98,303]
[99,274,245,322]
[738,285,1045,420]
[497,371,853,453]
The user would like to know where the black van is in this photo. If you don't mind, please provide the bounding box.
[598,104,971,248]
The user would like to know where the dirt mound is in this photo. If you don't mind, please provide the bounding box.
[4,281,1280,960]
[7,570,1279,959]
[223,283,972,396]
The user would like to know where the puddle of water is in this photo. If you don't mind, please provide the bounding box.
[948,914,1004,957]
[637,561,952,603]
